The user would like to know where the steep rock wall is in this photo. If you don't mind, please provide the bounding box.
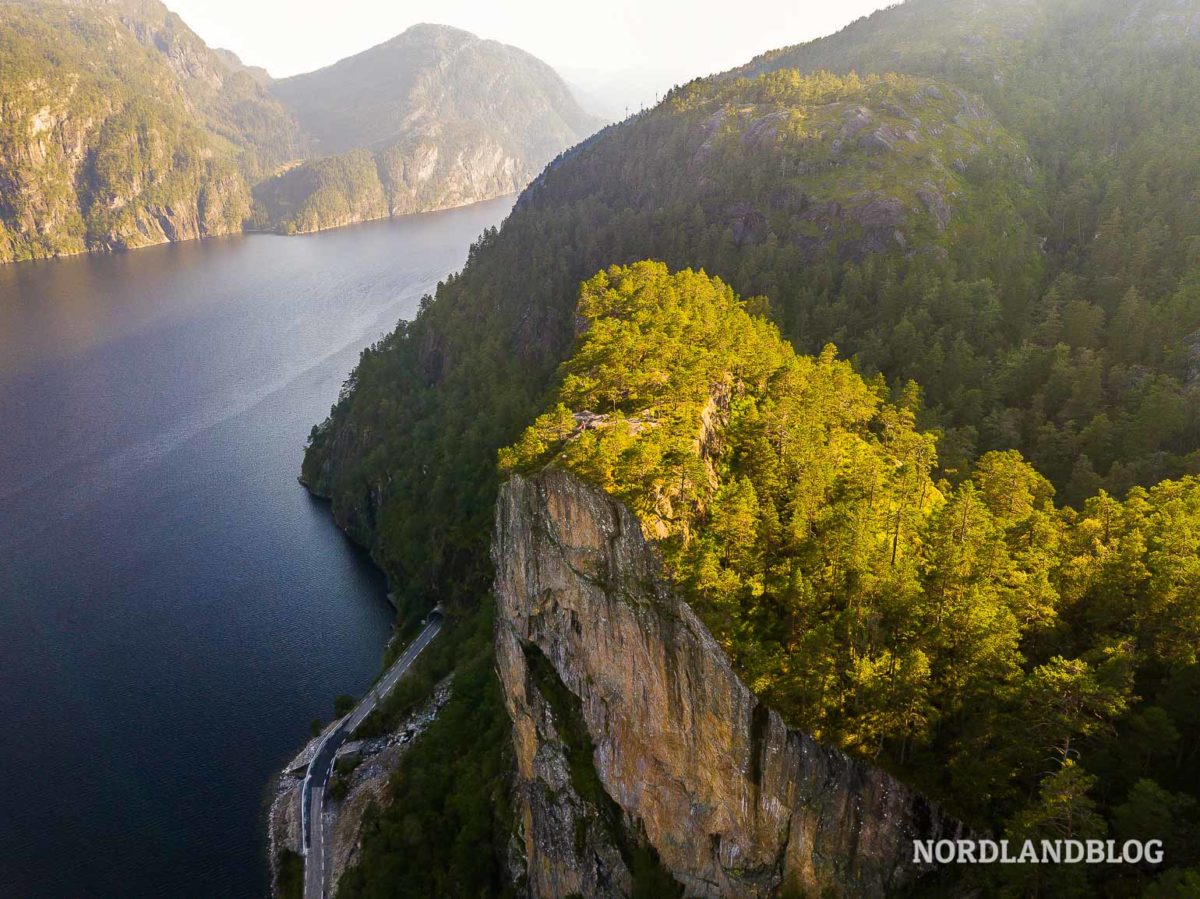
[493,468,965,898]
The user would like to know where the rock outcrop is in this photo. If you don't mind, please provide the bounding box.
[494,468,965,898]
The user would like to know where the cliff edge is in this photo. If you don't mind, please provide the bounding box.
[493,468,965,898]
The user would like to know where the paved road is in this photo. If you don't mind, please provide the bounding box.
[303,614,443,899]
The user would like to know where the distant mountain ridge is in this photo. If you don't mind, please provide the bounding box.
[257,24,602,233]
[0,2,599,262]
[272,24,596,156]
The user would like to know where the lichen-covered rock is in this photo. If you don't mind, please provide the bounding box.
[494,469,965,899]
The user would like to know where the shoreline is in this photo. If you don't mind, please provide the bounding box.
[0,193,517,269]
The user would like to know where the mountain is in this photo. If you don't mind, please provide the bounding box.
[272,25,596,158]
[495,262,1200,896]
[0,0,304,262]
[302,66,1040,606]
[302,1,1200,895]
[258,25,600,232]
[0,7,597,260]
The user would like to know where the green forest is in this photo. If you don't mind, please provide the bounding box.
[300,1,1200,895]
[504,261,1199,897]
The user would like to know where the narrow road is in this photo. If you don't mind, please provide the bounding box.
[302,613,443,899]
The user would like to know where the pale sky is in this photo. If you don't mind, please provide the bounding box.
[168,0,896,82]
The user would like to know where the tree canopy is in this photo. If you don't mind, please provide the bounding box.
[505,262,1200,896]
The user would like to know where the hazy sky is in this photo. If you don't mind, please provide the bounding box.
[167,0,896,81]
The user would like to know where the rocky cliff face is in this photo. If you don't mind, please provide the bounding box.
[378,129,525,218]
[252,126,531,235]
[494,469,965,898]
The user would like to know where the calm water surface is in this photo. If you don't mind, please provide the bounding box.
[0,198,511,897]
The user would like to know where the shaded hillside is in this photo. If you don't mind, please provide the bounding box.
[250,150,388,235]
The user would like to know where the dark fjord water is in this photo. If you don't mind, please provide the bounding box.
[0,198,511,898]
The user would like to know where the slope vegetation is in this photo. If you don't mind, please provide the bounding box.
[503,262,1200,896]
[305,3,1200,893]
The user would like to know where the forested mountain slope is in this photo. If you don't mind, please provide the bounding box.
[735,0,1200,495]
[501,262,1200,897]
[303,68,1040,598]
[304,1,1200,894]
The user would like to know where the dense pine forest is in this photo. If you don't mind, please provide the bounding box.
[302,1,1200,895]
[504,261,1199,897]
